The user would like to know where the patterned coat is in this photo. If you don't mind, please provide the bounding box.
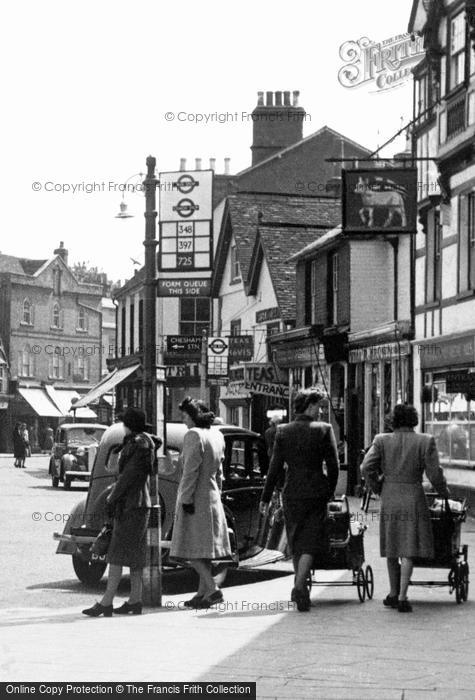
[361,428,449,558]
[170,426,231,560]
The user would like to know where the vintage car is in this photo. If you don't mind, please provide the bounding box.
[49,423,108,489]
[54,421,286,585]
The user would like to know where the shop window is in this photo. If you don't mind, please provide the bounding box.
[266,321,280,360]
[424,373,474,466]
[179,298,210,336]
[229,406,240,426]
[370,363,381,439]
[458,192,475,292]
[21,298,33,325]
[449,12,466,90]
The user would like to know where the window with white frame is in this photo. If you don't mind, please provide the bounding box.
[450,12,466,90]
[0,364,7,393]
[230,245,241,283]
[73,355,88,381]
[22,298,33,325]
[49,352,64,379]
[18,345,33,377]
[77,307,87,331]
[52,303,62,328]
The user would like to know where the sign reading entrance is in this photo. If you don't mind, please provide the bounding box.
[157,278,211,297]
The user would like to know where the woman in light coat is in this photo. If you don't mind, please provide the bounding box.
[361,404,449,613]
[170,397,232,608]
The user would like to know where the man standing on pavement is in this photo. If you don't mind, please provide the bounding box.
[259,388,339,611]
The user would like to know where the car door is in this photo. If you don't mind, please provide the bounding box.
[221,434,268,558]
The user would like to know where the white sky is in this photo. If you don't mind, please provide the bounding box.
[2,0,417,283]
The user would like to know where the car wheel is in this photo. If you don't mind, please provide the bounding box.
[52,476,59,488]
[72,554,106,585]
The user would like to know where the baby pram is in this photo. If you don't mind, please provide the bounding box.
[306,495,374,602]
[410,493,469,604]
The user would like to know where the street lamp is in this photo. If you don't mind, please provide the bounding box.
[114,172,144,219]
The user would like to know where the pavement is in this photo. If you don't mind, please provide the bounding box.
[1,455,475,698]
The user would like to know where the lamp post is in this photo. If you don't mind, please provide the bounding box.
[143,156,158,430]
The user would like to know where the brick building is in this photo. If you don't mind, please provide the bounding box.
[0,243,102,452]
[409,0,475,473]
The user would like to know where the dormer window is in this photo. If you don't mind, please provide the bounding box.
[22,299,33,325]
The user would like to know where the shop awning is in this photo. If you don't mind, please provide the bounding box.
[72,364,141,408]
[18,388,63,418]
[44,386,97,419]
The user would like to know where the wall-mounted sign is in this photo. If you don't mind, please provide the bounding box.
[166,335,202,359]
[207,337,229,378]
[419,334,475,369]
[256,307,280,324]
[343,168,417,234]
[157,278,211,297]
[165,362,201,386]
[348,340,411,364]
[229,335,254,362]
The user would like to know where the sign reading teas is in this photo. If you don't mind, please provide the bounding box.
[157,278,211,297]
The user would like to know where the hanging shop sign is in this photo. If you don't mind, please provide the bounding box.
[256,307,280,324]
[228,335,254,362]
[273,339,320,367]
[348,340,411,363]
[343,168,417,234]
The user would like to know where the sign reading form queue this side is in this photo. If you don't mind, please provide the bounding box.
[157,278,211,297]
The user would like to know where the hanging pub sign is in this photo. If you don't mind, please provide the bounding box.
[158,170,213,272]
[342,168,417,234]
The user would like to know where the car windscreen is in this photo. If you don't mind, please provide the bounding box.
[66,428,105,445]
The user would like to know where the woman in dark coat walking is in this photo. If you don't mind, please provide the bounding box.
[82,407,158,617]
[361,404,449,613]
[12,423,26,468]
[170,397,232,609]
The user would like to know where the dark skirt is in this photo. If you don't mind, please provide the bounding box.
[283,497,328,558]
[107,507,149,569]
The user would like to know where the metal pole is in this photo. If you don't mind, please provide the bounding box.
[141,155,162,607]
[200,329,208,399]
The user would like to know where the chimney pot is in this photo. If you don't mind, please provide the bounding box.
[292,90,300,107]
[195,158,202,170]
[275,91,282,106]
[209,158,216,171]
[283,91,291,106]
[257,91,264,106]
[224,157,231,175]
[266,91,273,106]
[54,241,68,266]
[179,157,187,171]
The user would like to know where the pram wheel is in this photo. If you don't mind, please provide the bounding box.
[455,562,469,604]
[365,565,374,599]
[356,567,366,602]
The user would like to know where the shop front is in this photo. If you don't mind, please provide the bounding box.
[348,338,411,455]
[418,333,475,469]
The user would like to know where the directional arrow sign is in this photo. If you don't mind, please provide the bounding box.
[165,335,202,358]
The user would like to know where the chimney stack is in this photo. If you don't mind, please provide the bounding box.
[250,90,306,166]
[54,241,68,266]
[195,158,202,170]
[224,157,231,175]
[209,157,216,171]
[179,157,187,171]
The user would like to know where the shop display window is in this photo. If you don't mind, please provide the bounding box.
[424,373,475,467]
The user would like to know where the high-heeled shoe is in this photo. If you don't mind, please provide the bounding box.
[196,590,224,608]
[183,595,204,608]
[113,601,142,615]
[82,602,113,617]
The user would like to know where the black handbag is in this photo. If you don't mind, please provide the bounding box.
[90,523,113,557]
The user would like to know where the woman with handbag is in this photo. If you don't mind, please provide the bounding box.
[361,404,449,613]
[170,397,232,609]
[82,407,158,618]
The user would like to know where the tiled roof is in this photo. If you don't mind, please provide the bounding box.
[224,192,340,282]
[113,266,146,298]
[258,227,325,321]
[0,254,48,276]
[288,225,343,262]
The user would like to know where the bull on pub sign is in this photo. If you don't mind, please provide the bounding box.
[343,168,417,234]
